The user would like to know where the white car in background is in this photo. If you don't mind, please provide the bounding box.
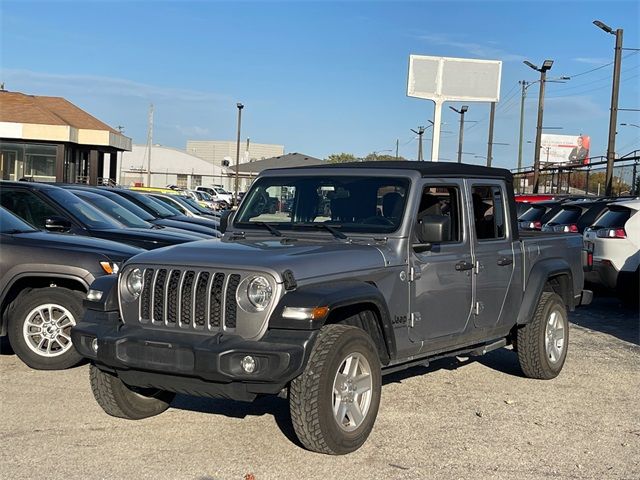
[583,199,639,305]
[195,185,234,204]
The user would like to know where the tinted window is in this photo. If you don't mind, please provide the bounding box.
[47,189,121,229]
[416,185,461,243]
[592,208,632,228]
[91,190,155,221]
[152,195,187,214]
[548,207,581,225]
[0,189,62,228]
[0,207,38,233]
[472,185,505,240]
[73,191,151,228]
[518,205,547,221]
[118,191,176,217]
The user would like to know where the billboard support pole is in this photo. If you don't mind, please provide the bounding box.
[532,69,547,193]
[487,102,496,167]
[605,28,623,196]
[431,100,443,162]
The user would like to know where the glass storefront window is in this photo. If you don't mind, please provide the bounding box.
[0,142,57,182]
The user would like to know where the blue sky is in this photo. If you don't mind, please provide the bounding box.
[2,0,639,169]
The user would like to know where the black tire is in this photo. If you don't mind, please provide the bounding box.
[7,287,85,370]
[289,324,382,455]
[517,292,569,379]
[89,365,175,420]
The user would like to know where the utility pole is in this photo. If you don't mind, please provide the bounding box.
[411,127,426,161]
[517,81,528,191]
[594,20,623,196]
[524,59,554,193]
[146,103,154,187]
[486,102,496,167]
[395,139,399,159]
[450,105,469,163]
[234,103,244,206]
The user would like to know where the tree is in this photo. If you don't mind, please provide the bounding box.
[326,153,357,164]
[364,153,407,162]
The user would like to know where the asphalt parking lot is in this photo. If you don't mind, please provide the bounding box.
[1,294,638,480]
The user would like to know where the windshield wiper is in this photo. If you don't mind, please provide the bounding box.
[253,221,282,237]
[295,223,348,240]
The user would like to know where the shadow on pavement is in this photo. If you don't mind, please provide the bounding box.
[570,294,639,345]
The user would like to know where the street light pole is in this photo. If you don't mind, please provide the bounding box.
[524,59,554,193]
[517,81,528,190]
[411,126,426,161]
[450,105,469,163]
[234,103,244,206]
[594,20,624,196]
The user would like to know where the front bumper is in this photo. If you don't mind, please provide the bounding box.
[71,309,317,401]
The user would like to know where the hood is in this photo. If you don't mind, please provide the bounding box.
[14,231,143,259]
[125,238,387,283]
[90,228,199,250]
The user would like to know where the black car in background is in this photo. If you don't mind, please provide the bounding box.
[69,189,211,241]
[102,188,221,236]
[0,207,142,370]
[517,200,565,231]
[149,193,221,220]
[0,181,204,250]
[541,200,612,233]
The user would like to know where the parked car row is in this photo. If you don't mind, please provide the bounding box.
[517,194,639,305]
[0,180,224,370]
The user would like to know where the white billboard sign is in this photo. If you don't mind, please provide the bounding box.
[540,134,591,165]
[407,55,502,161]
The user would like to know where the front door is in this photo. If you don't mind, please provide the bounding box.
[469,182,515,328]
[409,179,474,342]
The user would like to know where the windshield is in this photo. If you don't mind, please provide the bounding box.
[0,208,38,233]
[193,191,212,201]
[173,196,205,214]
[592,208,632,228]
[234,175,410,234]
[120,190,178,217]
[97,191,155,221]
[72,191,152,228]
[48,189,122,229]
[215,187,231,195]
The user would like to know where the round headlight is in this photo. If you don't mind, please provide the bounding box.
[125,268,143,298]
[246,276,272,311]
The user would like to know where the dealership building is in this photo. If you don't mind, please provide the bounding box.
[186,139,284,168]
[0,90,131,185]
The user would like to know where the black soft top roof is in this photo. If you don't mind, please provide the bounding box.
[277,161,513,182]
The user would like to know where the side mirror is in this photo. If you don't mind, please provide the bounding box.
[219,210,235,234]
[413,215,450,252]
[45,216,72,233]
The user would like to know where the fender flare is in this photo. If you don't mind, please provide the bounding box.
[516,258,574,325]
[269,280,396,360]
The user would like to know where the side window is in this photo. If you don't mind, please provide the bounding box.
[416,185,461,243]
[0,189,60,228]
[472,185,506,240]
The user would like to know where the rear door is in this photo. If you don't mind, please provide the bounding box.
[469,181,516,329]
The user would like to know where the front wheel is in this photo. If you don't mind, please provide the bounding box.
[89,365,175,420]
[289,324,382,455]
[517,292,569,379]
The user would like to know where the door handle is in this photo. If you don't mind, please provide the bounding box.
[455,260,474,271]
[497,257,513,266]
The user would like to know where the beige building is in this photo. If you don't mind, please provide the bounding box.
[186,140,284,168]
[0,90,131,185]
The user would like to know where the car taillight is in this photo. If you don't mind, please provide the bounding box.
[587,252,593,267]
[563,224,579,233]
[529,221,542,230]
[596,228,627,239]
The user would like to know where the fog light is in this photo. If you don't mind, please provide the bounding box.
[91,338,99,353]
[241,355,256,374]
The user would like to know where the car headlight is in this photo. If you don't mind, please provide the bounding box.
[237,275,273,312]
[125,268,143,298]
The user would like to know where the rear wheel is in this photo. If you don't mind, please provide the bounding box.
[289,324,381,454]
[89,365,175,420]
[7,287,84,370]
[517,292,569,379]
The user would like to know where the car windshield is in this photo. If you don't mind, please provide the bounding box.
[173,196,206,214]
[215,187,231,195]
[518,205,547,221]
[121,191,178,217]
[234,175,410,234]
[193,191,212,201]
[547,206,582,225]
[48,189,122,229]
[97,191,155,221]
[72,191,152,228]
[592,207,632,228]
[0,208,38,233]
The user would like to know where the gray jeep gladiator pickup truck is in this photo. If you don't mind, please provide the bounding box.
[72,162,591,454]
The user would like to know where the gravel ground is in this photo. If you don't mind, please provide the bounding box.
[1,295,638,480]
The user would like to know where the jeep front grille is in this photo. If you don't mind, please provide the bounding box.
[138,268,241,332]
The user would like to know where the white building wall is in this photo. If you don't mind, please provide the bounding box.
[186,140,284,168]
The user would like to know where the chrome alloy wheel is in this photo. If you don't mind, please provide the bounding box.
[22,303,76,357]
[331,352,373,432]
[545,307,566,364]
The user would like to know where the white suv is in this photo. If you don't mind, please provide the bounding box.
[196,185,234,205]
[583,199,639,304]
